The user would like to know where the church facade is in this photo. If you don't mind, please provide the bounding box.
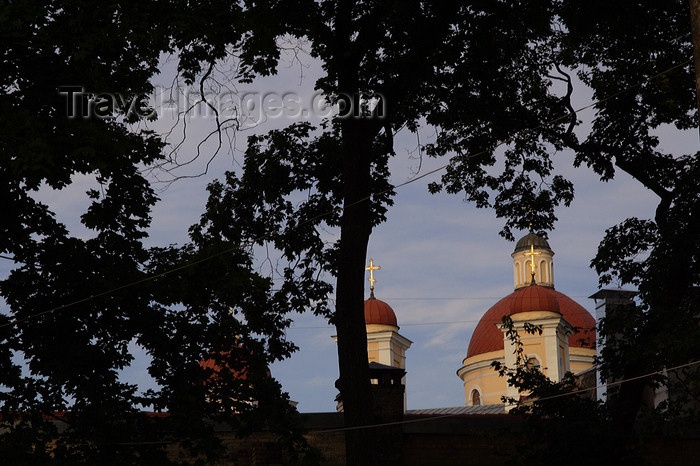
[348,234,596,409]
[457,232,596,406]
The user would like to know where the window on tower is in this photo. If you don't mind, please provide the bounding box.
[470,389,481,406]
[539,260,547,283]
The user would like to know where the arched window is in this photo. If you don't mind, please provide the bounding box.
[524,260,532,281]
[539,260,547,283]
[550,262,554,283]
[470,388,481,406]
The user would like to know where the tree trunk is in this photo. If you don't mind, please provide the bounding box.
[331,2,381,462]
[335,116,376,465]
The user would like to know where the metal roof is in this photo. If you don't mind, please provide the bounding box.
[407,404,506,416]
[514,232,552,253]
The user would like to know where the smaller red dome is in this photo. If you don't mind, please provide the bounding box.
[200,350,249,382]
[199,349,270,383]
[364,297,398,327]
[199,351,248,380]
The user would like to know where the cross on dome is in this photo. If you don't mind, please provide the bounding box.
[525,244,542,283]
[512,231,554,289]
[366,259,381,297]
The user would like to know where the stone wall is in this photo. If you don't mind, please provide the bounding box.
[205,416,700,465]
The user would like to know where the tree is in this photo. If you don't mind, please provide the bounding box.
[485,3,699,459]
[558,0,700,430]
[421,4,700,461]
[493,317,637,465]
[181,2,582,462]
[5,1,637,463]
[0,1,317,462]
[1,0,169,462]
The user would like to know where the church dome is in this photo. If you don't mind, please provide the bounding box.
[200,350,249,384]
[199,348,270,383]
[511,283,560,313]
[364,297,398,327]
[514,232,552,253]
[466,284,595,358]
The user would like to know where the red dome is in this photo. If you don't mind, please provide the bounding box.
[466,285,595,358]
[200,350,249,382]
[364,297,398,326]
[199,349,271,383]
[511,284,560,314]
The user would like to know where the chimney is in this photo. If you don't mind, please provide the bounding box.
[589,289,638,400]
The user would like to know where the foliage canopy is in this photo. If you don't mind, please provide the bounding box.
[1,0,698,463]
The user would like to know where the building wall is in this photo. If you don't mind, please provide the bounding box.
[365,325,411,370]
[459,350,506,405]
[459,312,595,406]
[194,422,700,466]
[569,347,595,374]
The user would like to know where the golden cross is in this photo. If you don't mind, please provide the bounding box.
[525,244,542,278]
[366,259,381,291]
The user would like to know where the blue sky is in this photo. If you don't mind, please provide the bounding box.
[3,47,696,413]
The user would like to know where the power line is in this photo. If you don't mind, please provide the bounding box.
[288,317,598,330]
[0,247,237,329]
[520,359,700,405]
[373,295,597,300]
[316,359,700,433]
[0,58,690,330]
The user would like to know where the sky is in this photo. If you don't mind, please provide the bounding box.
[3,45,697,413]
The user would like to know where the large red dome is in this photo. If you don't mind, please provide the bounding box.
[364,297,398,327]
[466,284,595,358]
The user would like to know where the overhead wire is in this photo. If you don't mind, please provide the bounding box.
[34,360,700,438]
[520,359,700,405]
[0,58,691,331]
[316,359,700,433]
[287,321,597,330]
